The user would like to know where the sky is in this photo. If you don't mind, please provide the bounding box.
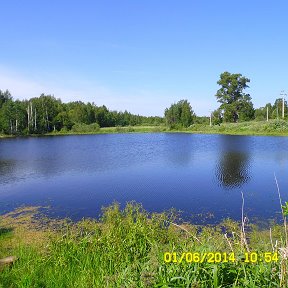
[0,1,287,116]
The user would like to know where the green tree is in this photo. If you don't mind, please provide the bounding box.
[0,99,26,134]
[272,98,287,119]
[254,107,266,121]
[0,100,15,134]
[0,87,166,134]
[215,72,254,122]
[54,111,74,130]
[0,89,12,108]
[255,103,273,121]
[164,100,195,128]
[95,105,110,127]
[67,101,90,124]
[238,98,255,121]
[211,109,222,125]
[25,94,62,133]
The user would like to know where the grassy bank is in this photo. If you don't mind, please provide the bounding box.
[44,120,288,137]
[43,125,167,137]
[186,119,288,136]
[0,203,287,287]
[0,135,13,138]
[1,120,288,138]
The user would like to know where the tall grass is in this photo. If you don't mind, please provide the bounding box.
[4,119,288,138]
[187,119,288,136]
[0,201,287,287]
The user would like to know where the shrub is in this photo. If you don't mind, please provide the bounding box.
[71,123,100,133]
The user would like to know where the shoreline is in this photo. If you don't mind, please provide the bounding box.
[0,203,286,287]
[1,124,288,138]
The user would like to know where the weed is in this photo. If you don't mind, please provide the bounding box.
[0,200,287,287]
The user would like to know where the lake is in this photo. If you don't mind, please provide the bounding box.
[1,133,288,224]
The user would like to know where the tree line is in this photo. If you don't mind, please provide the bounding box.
[0,91,164,135]
[213,71,288,124]
[0,71,286,135]
[164,71,288,128]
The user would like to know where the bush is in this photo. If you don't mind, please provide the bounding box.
[71,123,100,133]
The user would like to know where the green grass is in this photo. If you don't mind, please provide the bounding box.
[47,120,288,137]
[0,203,287,287]
[186,119,288,136]
[45,125,167,136]
[100,125,167,134]
[0,134,13,138]
[2,119,288,138]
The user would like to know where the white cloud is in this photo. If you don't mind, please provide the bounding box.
[0,67,213,117]
[0,70,46,100]
[0,67,114,105]
[0,68,166,116]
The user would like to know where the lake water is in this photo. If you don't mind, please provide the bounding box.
[1,133,288,224]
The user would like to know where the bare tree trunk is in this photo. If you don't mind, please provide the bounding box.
[31,103,33,131]
[27,105,30,132]
[10,119,12,134]
[46,108,49,131]
[283,97,285,119]
[27,102,34,132]
[34,108,37,130]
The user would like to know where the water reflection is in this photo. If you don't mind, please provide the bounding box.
[0,159,15,174]
[215,135,251,189]
[0,159,17,184]
[216,152,250,188]
[273,138,288,166]
[1,134,288,224]
[164,134,193,166]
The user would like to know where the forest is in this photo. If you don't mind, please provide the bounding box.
[0,72,287,135]
[0,90,164,135]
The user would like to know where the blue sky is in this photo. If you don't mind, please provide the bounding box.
[0,1,287,116]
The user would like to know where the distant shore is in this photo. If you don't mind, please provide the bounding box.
[1,120,288,138]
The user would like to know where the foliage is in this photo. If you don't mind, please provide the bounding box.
[211,109,222,125]
[0,89,165,135]
[255,101,288,122]
[71,123,100,133]
[255,104,270,121]
[186,119,288,136]
[0,89,12,108]
[164,99,195,128]
[0,100,27,134]
[0,203,286,287]
[194,116,209,125]
[215,72,254,123]
[282,202,288,216]
[272,98,288,119]
[1,83,288,137]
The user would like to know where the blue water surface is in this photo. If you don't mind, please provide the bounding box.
[1,133,288,224]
